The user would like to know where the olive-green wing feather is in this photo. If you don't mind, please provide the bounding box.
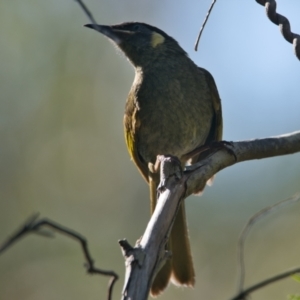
[200,67,223,143]
[124,102,149,183]
[189,68,223,166]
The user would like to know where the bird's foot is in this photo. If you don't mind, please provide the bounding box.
[209,141,237,161]
[182,140,236,162]
[149,155,182,192]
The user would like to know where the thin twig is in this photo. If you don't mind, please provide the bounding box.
[0,213,42,253]
[0,214,118,300]
[236,193,300,292]
[194,0,218,51]
[74,0,98,25]
[230,267,300,300]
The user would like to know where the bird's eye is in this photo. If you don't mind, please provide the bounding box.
[132,24,142,32]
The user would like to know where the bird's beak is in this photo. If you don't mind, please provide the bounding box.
[84,24,125,45]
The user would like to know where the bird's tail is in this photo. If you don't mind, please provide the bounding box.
[149,174,195,296]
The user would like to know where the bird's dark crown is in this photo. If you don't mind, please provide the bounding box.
[85,21,188,67]
[111,22,171,39]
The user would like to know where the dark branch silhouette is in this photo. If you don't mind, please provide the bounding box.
[194,0,217,51]
[256,0,300,60]
[230,267,300,300]
[236,193,300,293]
[1,1,299,300]
[74,0,97,25]
[195,0,300,59]
[120,131,300,299]
[0,214,118,300]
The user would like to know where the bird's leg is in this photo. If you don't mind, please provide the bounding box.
[209,141,237,161]
[149,155,182,193]
[182,140,236,162]
[148,156,161,174]
[181,145,210,161]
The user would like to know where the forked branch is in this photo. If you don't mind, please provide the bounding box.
[0,214,118,300]
[121,131,300,299]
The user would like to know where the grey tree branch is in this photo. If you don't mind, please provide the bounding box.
[185,131,300,197]
[120,156,185,299]
[122,130,300,299]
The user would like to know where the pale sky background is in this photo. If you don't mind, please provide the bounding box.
[0,1,300,300]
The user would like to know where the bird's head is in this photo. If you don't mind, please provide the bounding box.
[84,22,186,68]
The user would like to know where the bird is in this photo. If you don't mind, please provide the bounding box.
[85,22,223,296]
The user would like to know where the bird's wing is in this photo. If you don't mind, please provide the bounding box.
[189,67,223,166]
[124,104,149,183]
[200,67,223,142]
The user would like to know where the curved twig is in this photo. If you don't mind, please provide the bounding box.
[230,267,300,300]
[0,214,118,300]
[236,193,300,292]
[194,0,218,51]
[256,0,300,60]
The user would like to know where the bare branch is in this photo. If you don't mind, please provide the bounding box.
[121,156,185,299]
[236,193,300,292]
[73,0,98,25]
[184,131,300,197]
[230,267,300,300]
[194,0,218,51]
[1,131,299,299]
[0,215,118,300]
[121,131,300,298]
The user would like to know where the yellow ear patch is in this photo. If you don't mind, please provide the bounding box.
[151,32,165,48]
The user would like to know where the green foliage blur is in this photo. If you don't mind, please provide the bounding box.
[288,295,300,300]
[0,1,300,300]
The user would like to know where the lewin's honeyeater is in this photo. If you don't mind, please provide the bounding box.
[85,22,223,296]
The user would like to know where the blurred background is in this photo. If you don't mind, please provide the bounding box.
[0,0,300,299]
